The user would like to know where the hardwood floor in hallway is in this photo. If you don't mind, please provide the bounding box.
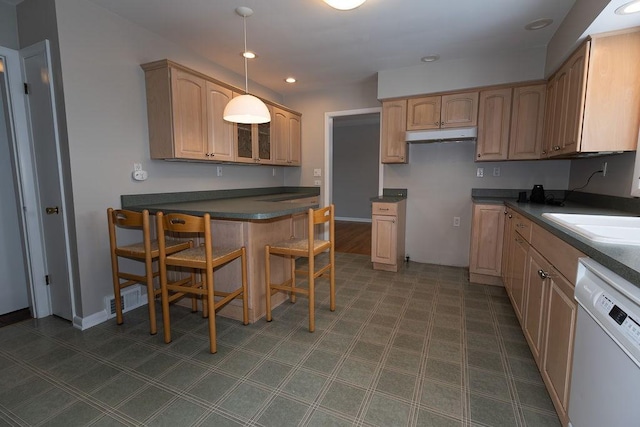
[335,220,371,256]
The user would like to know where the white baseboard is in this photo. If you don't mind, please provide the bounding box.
[73,310,108,330]
[335,216,372,223]
[74,299,148,330]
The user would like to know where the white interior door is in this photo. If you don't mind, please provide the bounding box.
[0,55,30,316]
[21,41,74,321]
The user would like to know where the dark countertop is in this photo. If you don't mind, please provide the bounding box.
[121,187,320,220]
[370,196,407,203]
[370,187,408,203]
[474,197,640,287]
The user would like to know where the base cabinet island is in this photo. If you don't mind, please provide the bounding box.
[122,188,319,324]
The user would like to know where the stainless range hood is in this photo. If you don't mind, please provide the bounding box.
[406,127,477,143]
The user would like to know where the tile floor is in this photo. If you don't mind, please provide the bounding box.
[0,253,560,426]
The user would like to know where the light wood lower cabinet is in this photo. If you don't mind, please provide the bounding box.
[371,200,406,272]
[470,203,587,425]
[509,231,528,322]
[541,268,576,426]
[523,247,550,362]
[469,203,505,285]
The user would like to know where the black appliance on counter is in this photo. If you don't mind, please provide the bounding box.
[530,185,545,204]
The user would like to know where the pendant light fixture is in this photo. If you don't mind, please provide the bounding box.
[323,0,367,10]
[223,6,271,124]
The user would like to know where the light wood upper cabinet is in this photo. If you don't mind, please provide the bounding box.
[509,84,545,160]
[206,81,235,162]
[545,29,640,157]
[141,60,301,165]
[144,66,209,160]
[476,88,512,161]
[381,100,408,164]
[144,64,231,161]
[469,203,505,278]
[407,92,478,130]
[407,96,440,130]
[273,107,301,166]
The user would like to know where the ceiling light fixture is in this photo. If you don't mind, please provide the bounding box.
[524,18,553,30]
[323,0,367,11]
[421,54,440,63]
[615,0,640,15]
[223,6,271,124]
[285,77,296,83]
[242,51,256,59]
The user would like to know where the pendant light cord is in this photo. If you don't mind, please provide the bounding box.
[243,15,249,94]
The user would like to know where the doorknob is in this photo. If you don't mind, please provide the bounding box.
[45,206,59,215]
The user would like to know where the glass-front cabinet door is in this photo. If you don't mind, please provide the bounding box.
[235,122,254,163]
[234,104,273,164]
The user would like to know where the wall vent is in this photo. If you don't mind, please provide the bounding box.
[104,285,144,318]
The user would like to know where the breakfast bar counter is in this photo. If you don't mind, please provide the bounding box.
[121,187,320,323]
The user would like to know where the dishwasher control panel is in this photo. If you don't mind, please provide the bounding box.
[596,293,640,351]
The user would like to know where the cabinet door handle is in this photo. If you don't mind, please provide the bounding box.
[538,269,549,279]
[508,214,512,218]
[477,154,481,158]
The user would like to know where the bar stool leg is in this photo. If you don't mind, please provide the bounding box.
[206,270,217,354]
[265,246,272,322]
[241,248,249,325]
[308,254,315,332]
[144,253,157,335]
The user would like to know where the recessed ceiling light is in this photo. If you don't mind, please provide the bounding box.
[323,0,366,11]
[242,51,256,59]
[285,77,296,83]
[525,18,553,30]
[421,54,440,63]
[616,0,640,15]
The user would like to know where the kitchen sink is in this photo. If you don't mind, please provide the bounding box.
[542,213,640,246]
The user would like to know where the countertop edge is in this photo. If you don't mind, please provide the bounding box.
[502,200,640,288]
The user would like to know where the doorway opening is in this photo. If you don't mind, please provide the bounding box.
[324,108,381,255]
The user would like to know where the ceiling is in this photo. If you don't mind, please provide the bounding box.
[6,0,638,95]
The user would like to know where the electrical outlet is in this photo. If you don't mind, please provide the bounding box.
[602,162,608,177]
[476,168,484,178]
[314,180,321,186]
[272,168,276,177]
[453,216,461,227]
[313,168,322,177]
[216,166,222,177]
[493,167,501,177]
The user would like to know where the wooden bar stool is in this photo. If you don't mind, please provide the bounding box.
[265,205,336,332]
[156,211,248,354]
[107,208,192,335]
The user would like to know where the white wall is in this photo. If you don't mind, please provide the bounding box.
[0,2,19,49]
[568,152,635,197]
[384,143,570,266]
[545,0,609,76]
[284,79,381,194]
[333,118,380,220]
[24,0,292,320]
[377,47,546,100]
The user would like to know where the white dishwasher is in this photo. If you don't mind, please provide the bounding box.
[569,258,640,427]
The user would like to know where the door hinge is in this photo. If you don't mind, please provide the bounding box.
[24,83,29,95]
[45,274,50,285]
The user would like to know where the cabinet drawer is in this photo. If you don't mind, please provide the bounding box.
[372,202,398,216]
[531,224,585,284]
[514,213,533,242]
